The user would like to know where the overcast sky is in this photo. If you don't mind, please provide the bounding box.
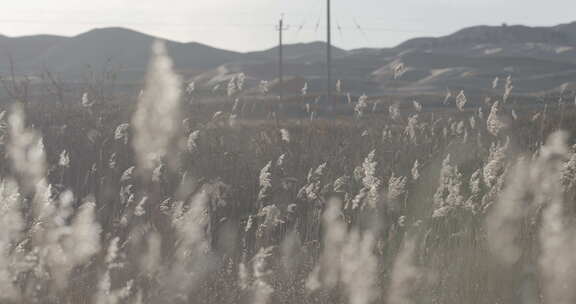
[1,0,575,51]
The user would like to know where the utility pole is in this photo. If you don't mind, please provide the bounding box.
[278,16,286,103]
[326,0,333,110]
[276,15,288,122]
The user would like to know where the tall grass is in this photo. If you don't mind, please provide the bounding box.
[0,40,574,304]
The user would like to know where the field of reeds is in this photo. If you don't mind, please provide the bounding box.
[0,41,576,304]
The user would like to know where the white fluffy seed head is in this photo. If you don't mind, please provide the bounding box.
[132,40,182,177]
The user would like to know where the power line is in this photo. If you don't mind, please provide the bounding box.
[0,19,443,35]
[337,21,344,39]
[353,18,370,42]
[294,25,442,35]
[288,0,324,44]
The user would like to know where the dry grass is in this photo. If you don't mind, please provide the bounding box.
[0,41,575,304]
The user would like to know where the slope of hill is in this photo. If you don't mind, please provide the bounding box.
[370,51,576,95]
[0,34,68,68]
[195,23,576,96]
[2,22,576,96]
[244,42,348,62]
[555,21,576,41]
[399,24,575,50]
[0,28,243,80]
[29,28,242,79]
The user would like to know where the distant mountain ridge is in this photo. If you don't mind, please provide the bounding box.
[245,42,348,62]
[0,27,245,77]
[2,22,576,96]
[0,34,68,64]
[398,23,576,49]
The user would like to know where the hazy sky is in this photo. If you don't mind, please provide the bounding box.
[1,0,575,51]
